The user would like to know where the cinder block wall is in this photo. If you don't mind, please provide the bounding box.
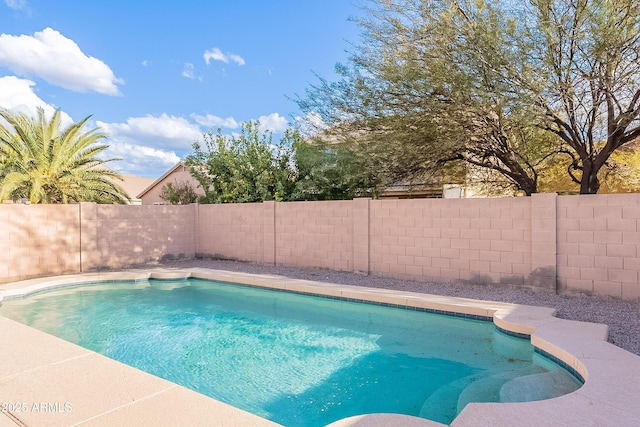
[197,202,268,263]
[557,194,640,300]
[275,200,355,271]
[88,204,197,269]
[0,203,197,282]
[368,197,536,286]
[193,193,638,299]
[0,204,81,282]
[2,194,640,300]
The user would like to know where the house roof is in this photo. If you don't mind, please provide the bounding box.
[118,174,156,200]
[136,161,186,199]
[93,163,156,201]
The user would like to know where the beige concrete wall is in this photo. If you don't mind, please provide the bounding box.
[368,197,538,286]
[557,193,640,300]
[0,204,81,282]
[197,202,268,263]
[275,200,355,271]
[0,203,197,282]
[92,204,197,269]
[192,194,638,299]
[3,194,640,300]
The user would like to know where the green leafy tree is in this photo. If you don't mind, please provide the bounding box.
[288,131,385,200]
[159,180,199,204]
[297,0,552,195]
[0,108,129,204]
[185,123,383,203]
[297,0,640,195]
[186,121,295,203]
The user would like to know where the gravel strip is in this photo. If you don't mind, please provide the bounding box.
[151,258,640,356]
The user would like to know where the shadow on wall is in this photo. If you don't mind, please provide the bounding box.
[468,266,557,293]
[1,204,198,281]
[526,266,557,291]
[93,205,197,270]
[1,205,81,283]
[194,253,244,262]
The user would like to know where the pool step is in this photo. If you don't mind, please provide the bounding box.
[419,374,479,424]
[456,365,547,413]
[499,369,580,402]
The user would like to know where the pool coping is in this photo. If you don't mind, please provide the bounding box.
[0,268,638,426]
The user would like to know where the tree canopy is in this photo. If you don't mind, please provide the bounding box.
[0,108,129,204]
[297,0,640,194]
[524,0,640,193]
[186,121,294,203]
[288,130,385,200]
[185,121,382,203]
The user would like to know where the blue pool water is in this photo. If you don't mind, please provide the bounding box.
[0,279,581,426]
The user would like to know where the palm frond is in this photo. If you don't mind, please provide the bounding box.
[0,108,129,204]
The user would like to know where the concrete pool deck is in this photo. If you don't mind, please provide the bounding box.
[1,268,639,426]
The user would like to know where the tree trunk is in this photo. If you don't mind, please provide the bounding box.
[579,160,601,194]
[513,173,537,195]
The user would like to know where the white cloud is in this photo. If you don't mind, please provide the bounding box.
[0,75,73,127]
[0,76,189,178]
[191,113,239,129]
[182,63,203,81]
[227,53,245,66]
[97,113,202,151]
[0,27,123,95]
[97,114,204,177]
[204,47,225,63]
[257,112,289,133]
[190,112,288,133]
[102,142,181,178]
[203,47,245,66]
[182,63,195,79]
[141,60,150,67]
[95,112,288,176]
[4,0,28,11]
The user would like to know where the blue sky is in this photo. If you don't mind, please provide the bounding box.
[0,0,362,177]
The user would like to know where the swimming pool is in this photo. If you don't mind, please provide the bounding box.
[0,277,582,426]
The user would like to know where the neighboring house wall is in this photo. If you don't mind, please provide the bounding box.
[138,163,203,205]
[118,174,156,205]
[2,194,640,301]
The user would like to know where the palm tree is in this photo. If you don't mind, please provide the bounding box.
[0,108,130,204]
